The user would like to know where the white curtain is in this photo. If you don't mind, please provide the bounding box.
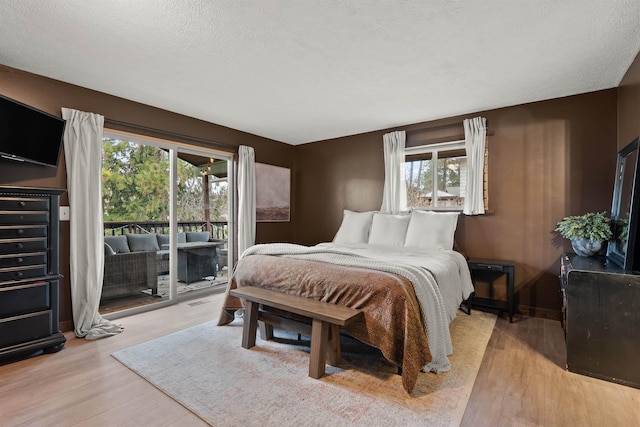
[237,145,256,256]
[463,116,487,215]
[380,130,407,214]
[62,108,123,339]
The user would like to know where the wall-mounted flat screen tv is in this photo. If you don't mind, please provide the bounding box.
[0,94,66,168]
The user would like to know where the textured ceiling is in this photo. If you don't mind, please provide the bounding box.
[1,0,640,145]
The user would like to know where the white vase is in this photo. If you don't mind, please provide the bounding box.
[570,238,602,256]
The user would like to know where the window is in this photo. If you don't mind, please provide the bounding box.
[405,140,467,210]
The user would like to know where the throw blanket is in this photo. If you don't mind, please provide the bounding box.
[318,242,474,323]
[219,243,472,393]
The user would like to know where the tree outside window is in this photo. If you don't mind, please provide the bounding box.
[405,142,467,210]
[102,139,228,224]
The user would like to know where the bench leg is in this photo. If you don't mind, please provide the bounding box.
[327,324,341,367]
[258,320,274,341]
[242,300,259,349]
[309,319,329,379]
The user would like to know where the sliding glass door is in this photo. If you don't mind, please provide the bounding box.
[99,131,233,318]
[174,149,230,300]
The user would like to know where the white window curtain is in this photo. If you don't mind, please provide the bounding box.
[380,130,407,214]
[62,108,123,339]
[237,145,256,256]
[463,116,487,215]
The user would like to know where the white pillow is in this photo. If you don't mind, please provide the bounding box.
[333,210,375,244]
[368,213,411,246]
[404,210,459,250]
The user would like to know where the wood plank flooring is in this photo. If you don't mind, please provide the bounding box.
[1,294,639,426]
[462,312,640,427]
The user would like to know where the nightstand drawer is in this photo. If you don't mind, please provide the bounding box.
[472,263,506,272]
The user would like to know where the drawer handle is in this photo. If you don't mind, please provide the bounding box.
[16,257,24,264]
[18,201,26,208]
[478,264,503,271]
[16,229,24,235]
[15,271,23,278]
[15,243,23,249]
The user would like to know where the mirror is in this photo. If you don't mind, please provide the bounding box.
[607,137,640,270]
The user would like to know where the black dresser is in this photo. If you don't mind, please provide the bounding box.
[560,253,640,388]
[0,186,66,360]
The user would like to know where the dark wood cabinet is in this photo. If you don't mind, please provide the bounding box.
[560,253,640,389]
[0,186,66,360]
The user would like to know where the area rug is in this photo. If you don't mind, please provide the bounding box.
[112,310,496,427]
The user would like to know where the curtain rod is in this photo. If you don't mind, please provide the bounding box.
[406,122,463,134]
[407,129,494,138]
[104,118,237,154]
[405,121,493,136]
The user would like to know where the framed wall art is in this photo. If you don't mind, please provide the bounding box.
[256,163,290,222]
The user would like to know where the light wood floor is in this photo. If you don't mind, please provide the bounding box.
[462,312,640,427]
[1,294,639,427]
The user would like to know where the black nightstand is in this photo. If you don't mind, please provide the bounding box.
[467,258,515,323]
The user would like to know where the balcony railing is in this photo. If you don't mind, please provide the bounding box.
[104,221,228,240]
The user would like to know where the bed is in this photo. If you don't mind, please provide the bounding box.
[218,209,474,394]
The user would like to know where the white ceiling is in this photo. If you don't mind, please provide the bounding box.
[1,1,640,145]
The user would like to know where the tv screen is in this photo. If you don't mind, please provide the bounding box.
[0,94,66,168]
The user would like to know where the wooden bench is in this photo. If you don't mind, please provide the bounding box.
[229,286,363,379]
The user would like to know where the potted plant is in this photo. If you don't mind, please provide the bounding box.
[555,211,613,256]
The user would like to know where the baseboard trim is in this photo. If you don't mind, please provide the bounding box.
[59,320,74,333]
[517,305,561,321]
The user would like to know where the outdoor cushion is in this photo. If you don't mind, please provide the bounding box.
[104,242,116,256]
[156,234,170,247]
[126,233,160,252]
[104,235,130,254]
[186,231,210,242]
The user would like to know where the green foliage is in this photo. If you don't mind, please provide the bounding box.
[102,140,170,222]
[555,212,613,241]
[102,139,228,223]
[618,218,629,243]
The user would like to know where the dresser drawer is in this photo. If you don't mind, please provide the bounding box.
[0,252,47,269]
[0,212,50,225]
[0,225,47,239]
[0,197,49,211]
[0,238,48,254]
[0,264,48,283]
[0,310,53,348]
[0,281,50,317]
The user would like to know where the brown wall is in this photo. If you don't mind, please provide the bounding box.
[0,65,295,331]
[1,59,630,327]
[618,50,640,149]
[294,89,618,317]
